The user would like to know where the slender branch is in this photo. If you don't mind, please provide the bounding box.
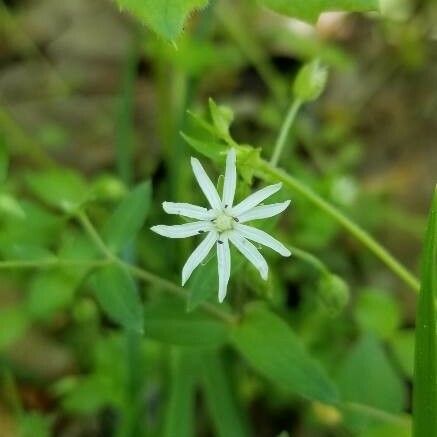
[76,211,115,260]
[257,161,420,292]
[270,99,302,166]
[0,259,109,269]
[289,245,329,275]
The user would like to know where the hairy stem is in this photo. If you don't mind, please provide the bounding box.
[257,161,420,292]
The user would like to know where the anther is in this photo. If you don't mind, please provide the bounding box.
[198,230,204,234]
[233,217,239,222]
[218,240,223,244]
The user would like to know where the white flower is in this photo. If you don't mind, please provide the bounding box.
[151,149,291,303]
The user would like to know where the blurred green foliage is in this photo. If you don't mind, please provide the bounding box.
[0,0,435,435]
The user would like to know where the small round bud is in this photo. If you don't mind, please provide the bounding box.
[317,273,349,316]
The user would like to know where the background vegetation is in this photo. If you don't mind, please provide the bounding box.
[0,0,436,436]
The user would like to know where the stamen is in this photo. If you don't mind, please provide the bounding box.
[234,217,239,222]
[198,230,204,234]
[218,240,223,244]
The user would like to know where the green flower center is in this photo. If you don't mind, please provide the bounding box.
[215,213,233,232]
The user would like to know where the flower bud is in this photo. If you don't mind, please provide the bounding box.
[293,60,328,102]
[317,273,349,316]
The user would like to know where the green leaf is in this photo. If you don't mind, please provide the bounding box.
[202,352,251,437]
[187,253,246,311]
[91,265,144,333]
[143,299,228,347]
[209,98,234,141]
[164,350,198,437]
[390,330,415,379]
[27,271,76,319]
[115,0,208,41]
[256,0,379,23]
[0,193,26,219]
[337,334,406,432]
[61,376,115,414]
[231,305,339,404]
[187,256,217,311]
[26,168,89,213]
[102,181,151,253]
[355,288,401,340]
[181,132,228,162]
[413,187,437,437]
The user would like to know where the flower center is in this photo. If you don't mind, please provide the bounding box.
[215,213,234,232]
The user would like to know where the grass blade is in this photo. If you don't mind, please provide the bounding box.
[413,186,437,437]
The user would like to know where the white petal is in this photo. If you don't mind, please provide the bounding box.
[231,183,282,217]
[163,202,217,220]
[217,234,231,302]
[237,200,291,223]
[228,231,268,280]
[182,231,217,285]
[222,148,236,208]
[191,157,222,209]
[151,221,214,238]
[234,223,291,257]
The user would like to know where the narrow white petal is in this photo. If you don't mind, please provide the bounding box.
[163,202,217,220]
[234,223,291,257]
[217,234,231,302]
[151,221,214,239]
[182,231,217,285]
[237,200,291,223]
[191,157,222,209]
[230,183,282,217]
[222,148,236,208]
[228,231,268,280]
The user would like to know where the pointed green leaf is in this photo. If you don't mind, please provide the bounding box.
[413,187,437,437]
[202,352,251,437]
[91,265,144,333]
[337,334,406,432]
[102,181,151,253]
[181,132,228,161]
[143,299,228,347]
[115,0,208,41]
[164,350,198,437]
[231,305,339,404]
[187,256,217,311]
[26,168,89,213]
[257,0,379,23]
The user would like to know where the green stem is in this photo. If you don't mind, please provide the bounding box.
[0,259,109,269]
[270,99,302,167]
[257,161,420,292]
[289,245,329,275]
